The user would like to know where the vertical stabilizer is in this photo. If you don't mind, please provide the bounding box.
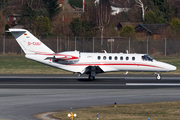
[9,29,54,55]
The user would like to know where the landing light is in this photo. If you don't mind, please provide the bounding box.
[68,113,71,117]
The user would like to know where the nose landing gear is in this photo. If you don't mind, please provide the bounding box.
[155,73,161,80]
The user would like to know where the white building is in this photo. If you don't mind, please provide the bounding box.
[94,0,130,15]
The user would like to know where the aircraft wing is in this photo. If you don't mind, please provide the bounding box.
[80,66,104,74]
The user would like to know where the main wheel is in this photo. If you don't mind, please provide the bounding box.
[88,75,95,80]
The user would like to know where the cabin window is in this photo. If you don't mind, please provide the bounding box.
[103,56,106,60]
[97,56,101,60]
[132,57,135,61]
[114,56,117,60]
[126,57,129,60]
[120,56,123,60]
[109,56,112,60]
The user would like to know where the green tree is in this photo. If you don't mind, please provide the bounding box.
[69,18,82,37]
[108,23,118,36]
[146,0,175,23]
[43,0,61,20]
[168,18,180,38]
[19,4,37,32]
[81,20,97,38]
[36,16,50,36]
[120,25,135,38]
[153,0,166,11]
[69,18,97,38]
[144,10,163,23]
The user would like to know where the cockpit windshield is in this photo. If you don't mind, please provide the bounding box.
[142,55,154,62]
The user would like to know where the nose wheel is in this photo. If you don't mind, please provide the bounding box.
[155,73,161,80]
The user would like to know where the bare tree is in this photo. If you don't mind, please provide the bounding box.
[95,0,111,49]
[0,10,6,33]
[0,0,10,14]
[135,0,146,21]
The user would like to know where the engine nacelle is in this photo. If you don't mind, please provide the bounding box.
[55,51,80,60]
[45,51,80,64]
[54,51,80,63]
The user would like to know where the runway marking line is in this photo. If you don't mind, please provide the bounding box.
[0,84,125,86]
[126,83,180,86]
[1,83,180,86]
[0,76,180,80]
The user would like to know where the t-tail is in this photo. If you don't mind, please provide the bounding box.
[9,29,54,55]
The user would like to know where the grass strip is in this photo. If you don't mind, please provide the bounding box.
[0,55,179,74]
[53,101,180,120]
[0,55,71,74]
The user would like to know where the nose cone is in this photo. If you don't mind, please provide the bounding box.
[157,61,177,72]
[166,64,177,71]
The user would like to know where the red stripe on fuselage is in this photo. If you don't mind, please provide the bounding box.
[67,63,164,69]
[29,52,164,69]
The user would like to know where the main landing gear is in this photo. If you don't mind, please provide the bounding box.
[88,75,95,80]
[88,66,96,80]
[155,73,161,80]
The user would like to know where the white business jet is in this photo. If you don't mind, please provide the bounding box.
[9,29,176,80]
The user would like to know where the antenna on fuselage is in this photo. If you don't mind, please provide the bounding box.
[126,50,128,54]
[102,50,107,53]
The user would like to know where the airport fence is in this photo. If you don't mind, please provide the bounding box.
[0,36,180,57]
